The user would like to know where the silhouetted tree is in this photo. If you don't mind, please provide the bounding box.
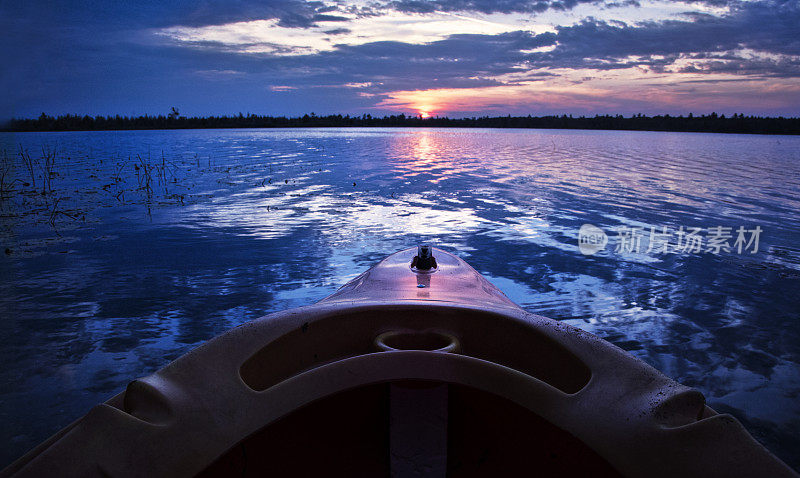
[5,112,798,135]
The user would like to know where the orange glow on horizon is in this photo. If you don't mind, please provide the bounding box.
[379,83,611,115]
[375,75,798,116]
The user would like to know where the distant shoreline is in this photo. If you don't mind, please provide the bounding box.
[4,113,799,135]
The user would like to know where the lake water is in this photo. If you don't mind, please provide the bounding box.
[1,128,799,470]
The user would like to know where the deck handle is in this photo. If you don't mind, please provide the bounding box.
[375,330,460,354]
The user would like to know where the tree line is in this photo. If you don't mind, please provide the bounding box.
[4,112,799,135]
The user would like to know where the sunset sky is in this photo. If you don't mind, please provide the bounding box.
[2,0,799,119]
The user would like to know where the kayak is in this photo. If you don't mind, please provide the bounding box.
[3,246,796,477]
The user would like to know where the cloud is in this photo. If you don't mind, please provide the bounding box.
[153,10,527,56]
[388,0,634,15]
[147,0,800,81]
[525,1,800,76]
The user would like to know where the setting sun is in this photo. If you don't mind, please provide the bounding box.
[413,104,435,118]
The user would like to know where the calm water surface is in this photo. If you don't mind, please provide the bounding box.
[1,128,799,469]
